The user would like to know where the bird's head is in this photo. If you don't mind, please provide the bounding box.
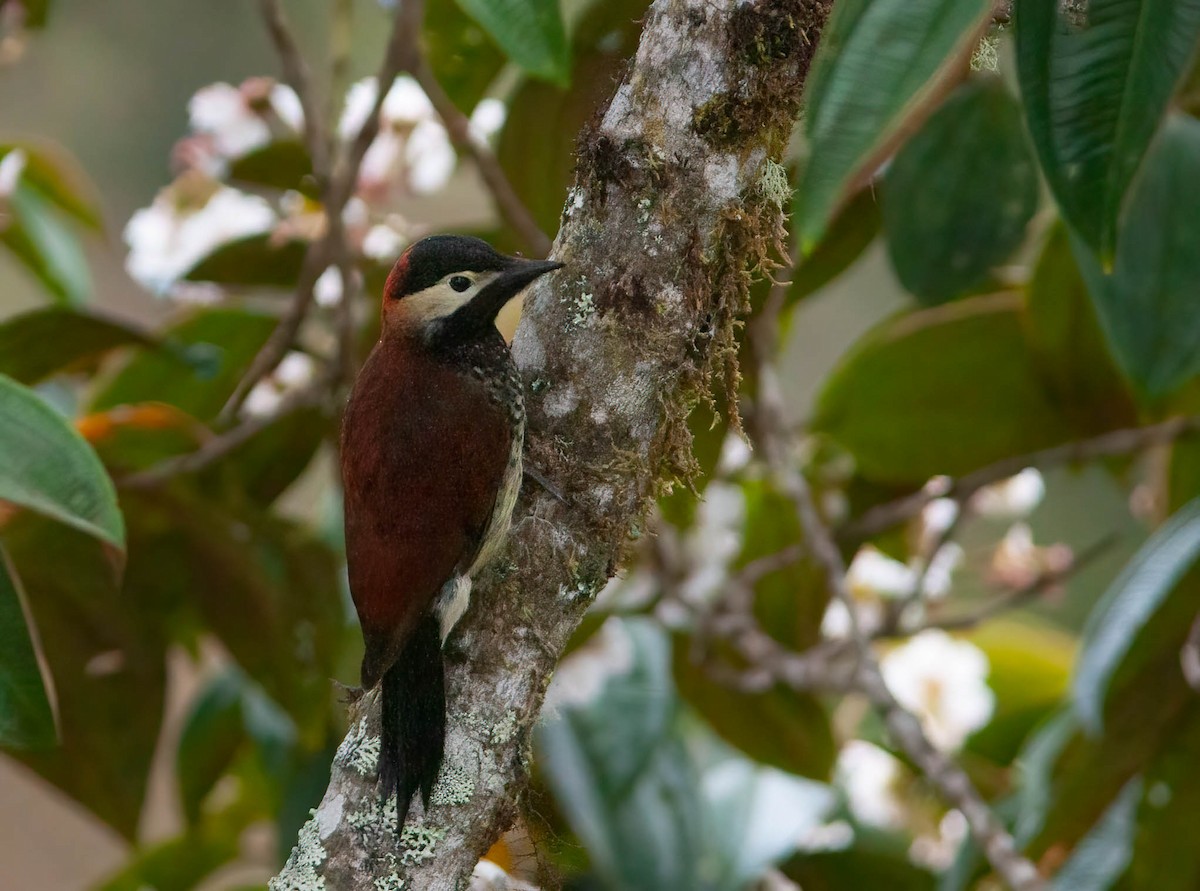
[380,234,563,343]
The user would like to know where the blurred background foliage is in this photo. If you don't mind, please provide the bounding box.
[1,0,1200,888]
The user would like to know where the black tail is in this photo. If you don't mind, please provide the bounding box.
[379,614,445,831]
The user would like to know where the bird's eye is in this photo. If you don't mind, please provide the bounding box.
[449,275,472,293]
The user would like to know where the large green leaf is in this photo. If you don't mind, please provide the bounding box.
[1073,115,1200,397]
[497,0,647,242]
[454,0,570,86]
[5,516,165,839]
[1023,224,1137,433]
[425,0,507,109]
[882,78,1039,305]
[0,307,155,385]
[536,618,709,891]
[91,307,277,421]
[227,140,314,196]
[0,374,124,549]
[177,670,246,825]
[0,552,56,750]
[1015,0,1200,260]
[94,824,241,891]
[1,183,92,306]
[783,830,935,890]
[813,294,1072,483]
[184,234,306,288]
[1074,497,1200,733]
[1126,708,1200,891]
[673,636,835,781]
[796,0,991,248]
[1051,779,1140,891]
[784,186,881,311]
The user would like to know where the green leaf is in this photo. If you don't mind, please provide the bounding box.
[0,307,155,385]
[702,759,835,889]
[783,832,936,890]
[0,551,56,750]
[94,824,241,891]
[177,670,246,825]
[796,0,991,247]
[784,186,881,311]
[1023,224,1138,433]
[536,618,708,891]
[425,0,507,109]
[227,140,314,195]
[197,405,328,506]
[1015,0,1200,260]
[184,234,307,288]
[454,0,570,86]
[1,183,92,305]
[1073,115,1200,397]
[5,516,164,839]
[674,636,835,781]
[814,294,1072,484]
[91,307,277,421]
[1074,497,1200,733]
[882,78,1039,305]
[1051,778,1140,891]
[963,620,1075,767]
[0,374,124,550]
[0,142,104,229]
[497,0,647,242]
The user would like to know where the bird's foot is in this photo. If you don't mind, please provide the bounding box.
[332,679,365,705]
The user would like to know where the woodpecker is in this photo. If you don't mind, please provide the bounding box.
[340,234,562,827]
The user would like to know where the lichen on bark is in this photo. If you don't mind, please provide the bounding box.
[272,1,832,888]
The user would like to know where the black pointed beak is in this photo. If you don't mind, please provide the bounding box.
[494,257,565,298]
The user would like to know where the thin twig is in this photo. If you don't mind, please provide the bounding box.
[258,0,330,183]
[120,378,331,489]
[746,263,1047,891]
[843,416,1200,544]
[879,535,1117,638]
[414,61,552,256]
[220,0,426,425]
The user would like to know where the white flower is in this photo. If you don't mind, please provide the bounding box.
[0,148,27,198]
[716,431,752,474]
[362,222,408,261]
[469,98,506,142]
[677,481,745,605]
[910,809,968,871]
[240,351,316,419]
[405,119,456,194]
[881,630,995,751]
[921,542,964,600]
[847,546,916,599]
[836,741,906,829]
[971,468,1045,519]
[124,176,277,293]
[918,497,959,553]
[242,379,284,418]
[275,351,317,388]
[188,80,303,161]
[339,76,456,199]
[314,266,344,307]
[988,522,1073,590]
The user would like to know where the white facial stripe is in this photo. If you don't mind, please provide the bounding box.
[397,271,500,324]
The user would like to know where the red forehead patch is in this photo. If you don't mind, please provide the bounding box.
[383,249,411,301]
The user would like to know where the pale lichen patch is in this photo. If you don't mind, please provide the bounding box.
[270,811,328,891]
[490,710,518,745]
[430,762,475,806]
[400,823,446,865]
[335,719,380,777]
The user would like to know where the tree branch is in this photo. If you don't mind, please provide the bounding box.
[270,1,832,888]
[745,220,1046,891]
[413,60,552,257]
[842,416,1200,544]
[220,0,426,426]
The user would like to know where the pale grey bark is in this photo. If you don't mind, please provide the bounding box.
[270,0,830,888]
